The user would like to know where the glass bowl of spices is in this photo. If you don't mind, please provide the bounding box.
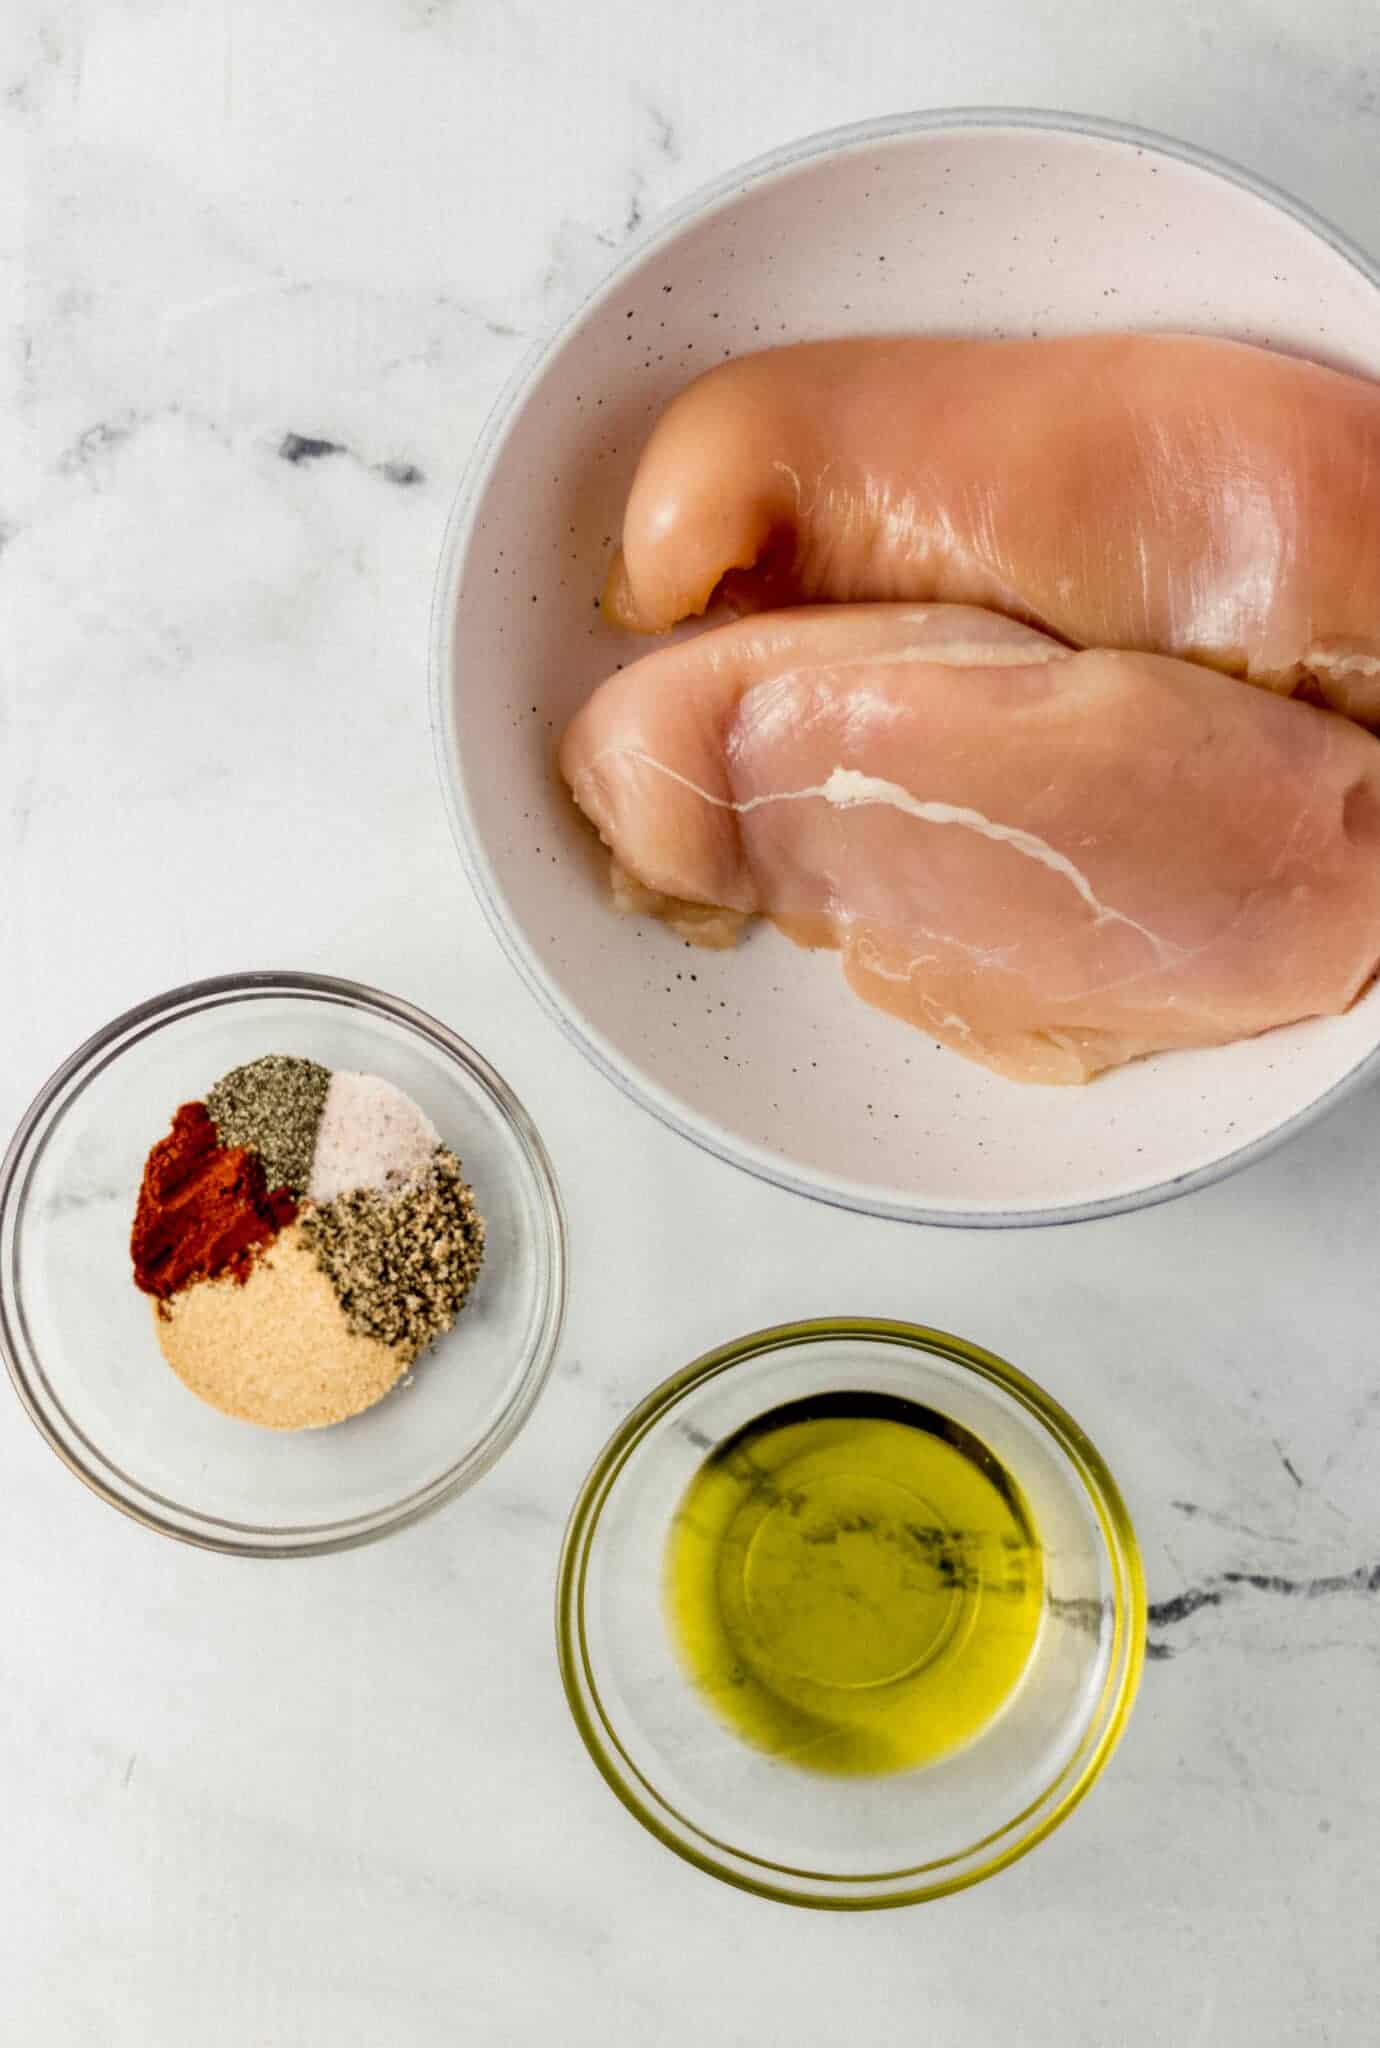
[0,972,566,1554]
[557,1320,1144,1909]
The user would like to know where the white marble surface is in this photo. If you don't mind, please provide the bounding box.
[5,2,1380,2041]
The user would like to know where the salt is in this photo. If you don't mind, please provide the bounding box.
[308,1072,440,1204]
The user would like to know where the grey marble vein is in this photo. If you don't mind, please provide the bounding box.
[1148,1558,1380,1659]
[278,431,427,486]
[35,1179,128,1220]
[620,98,682,237]
[56,416,143,474]
[1171,1498,1300,1545]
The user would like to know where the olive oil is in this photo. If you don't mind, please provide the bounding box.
[664,1392,1043,1776]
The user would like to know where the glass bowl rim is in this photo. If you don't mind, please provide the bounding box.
[430,103,1380,1230]
[556,1316,1145,1909]
[0,969,568,1558]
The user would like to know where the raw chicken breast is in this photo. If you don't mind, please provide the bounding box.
[602,336,1380,724]
[561,605,1380,1083]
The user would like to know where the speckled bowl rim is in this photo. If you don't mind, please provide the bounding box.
[430,106,1380,1229]
[0,971,568,1557]
[556,1318,1146,1909]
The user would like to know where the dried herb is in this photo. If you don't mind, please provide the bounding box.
[206,1055,330,1196]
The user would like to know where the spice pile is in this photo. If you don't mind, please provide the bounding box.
[130,1056,485,1429]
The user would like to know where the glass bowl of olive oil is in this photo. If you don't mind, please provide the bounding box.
[557,1319,1144,1909]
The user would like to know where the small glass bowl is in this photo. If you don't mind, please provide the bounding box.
[558,1319,1143,1909]
[0,972,567,1555]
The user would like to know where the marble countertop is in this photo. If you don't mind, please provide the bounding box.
[6,3,1380,2042]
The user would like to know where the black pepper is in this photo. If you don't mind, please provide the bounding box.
[300,1149,485,1360]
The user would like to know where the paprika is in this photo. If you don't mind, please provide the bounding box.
[130,1102,296,1301]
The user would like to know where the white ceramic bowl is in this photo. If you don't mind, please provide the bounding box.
[433,109,1380,1226]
